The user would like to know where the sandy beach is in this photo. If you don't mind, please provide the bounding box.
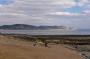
[0,35,83,59]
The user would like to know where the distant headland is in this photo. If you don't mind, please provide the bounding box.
[0,24,67,30]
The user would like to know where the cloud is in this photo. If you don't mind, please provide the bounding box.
[51,0,89,8]
[77,0,89,6]
[0,0,90,29]
[83,10,90,14]
[51,0,76,8]
[49,12,85,16]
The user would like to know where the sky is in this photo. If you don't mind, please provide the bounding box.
[0,0,90,29]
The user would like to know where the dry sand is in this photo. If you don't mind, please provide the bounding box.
[0,35,83,59]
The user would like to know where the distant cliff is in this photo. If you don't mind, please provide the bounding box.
[0,24,66,30]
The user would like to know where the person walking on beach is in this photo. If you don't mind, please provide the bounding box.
[44,41,48,47]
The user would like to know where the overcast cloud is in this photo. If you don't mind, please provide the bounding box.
[0,0,90,29]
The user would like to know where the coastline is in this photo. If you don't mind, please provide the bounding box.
[0,34,84,59]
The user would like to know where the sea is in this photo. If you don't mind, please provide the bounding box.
[0,29,90,35]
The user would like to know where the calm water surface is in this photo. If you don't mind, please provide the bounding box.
[0,29,90,35]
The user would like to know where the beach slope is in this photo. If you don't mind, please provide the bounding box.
[0,35,83,59]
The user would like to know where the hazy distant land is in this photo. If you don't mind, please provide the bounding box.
[0,24,67,30]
